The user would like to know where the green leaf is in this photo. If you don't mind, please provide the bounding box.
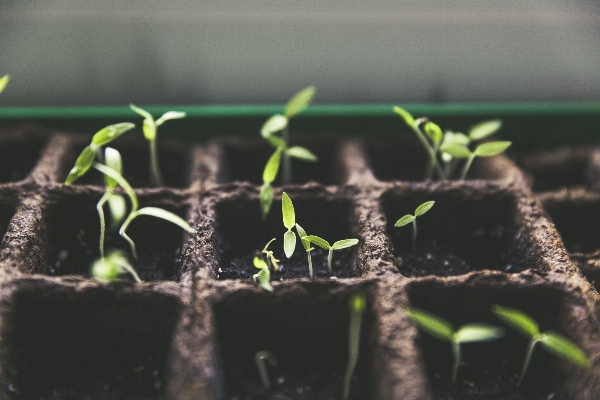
[261,114,288,137]
[424,122,443,144]
[91,123,135,146]
[156,111,186,126]
[407,307,454,342]
[0,75,9,94]
[454,324,505,344]
[282,192,295,229]
[129,103,153,120]
[285,86,316,117]
[349,292,367,314]
[300,236,313,251]
[415,201,435,217]
[263,148,282,184]
[492,305,539,337]
[304,235,330,250]
[91,256,120,282]
[284,230,296,258]
[265,135,287,149]
[255,268,274,292]
[134,207,196,233]
[295,223,307,238]
[142,118,156,141]
[474,141,512,157]
[253,256,268,270]
[286,146,318,162]
[260,183,274,220]
[104,147,123,188]
[332,238,359,250]
[442,132,470,148]
[393,106,415,126]
[441,145,472,159]
[539,331,590,368]
[93,162,139,211]
[65,145,96,184]
[107,193,127,229]
[469,120,502,141]
[394,214,415,227]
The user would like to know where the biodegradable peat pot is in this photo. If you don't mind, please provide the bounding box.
[0,122,598,400]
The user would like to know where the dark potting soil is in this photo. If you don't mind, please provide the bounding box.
[0,135,47,183]
[217,246,357,281]
[541,199,600,255]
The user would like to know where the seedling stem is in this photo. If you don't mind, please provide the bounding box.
[342,292,366,400]
[255,351,278,390]
[304,235,359,273]
[394,201,435,251]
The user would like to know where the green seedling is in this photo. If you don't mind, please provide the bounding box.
[342,292,366,400]
[253,256,274,292]
[130,104,186,187]
[261,238,280,271]
[492,304,590,386]
[407,307,505,383]
[442,141,512,180]
[295,223,315,278]
[93,162,196,260]
[255,351,278,390]
[65,123,136,184]
[260,87,318,217]
[91,249,141,283]
[394,201,435,251]
[96,147,127,258]
[0,75,9,95]
[282,192,297,258]
[303,235,359,273]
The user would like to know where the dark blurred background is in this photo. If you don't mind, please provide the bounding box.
[1,1,599,106]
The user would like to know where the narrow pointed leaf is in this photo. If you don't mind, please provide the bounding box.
[260,183,274,220]
[282,192,295,229]
[424,122,443,144]
[304,235,330,250]
[263,148,282,184]
[285,86,316,117]
[253,256,268,270]
[92,123,136,146]
[65,145,96,184]
[415,201,435,216]
[286,146,318,162]
[492,305,539,337]
[441,145,472,159]
[284,230,296,258]
[295,223,307,238]
[104,147,123,188]
[134,207,196,233]
[474,141,512,157]
[407,307,454,341]
[93,162,139,211]
[156,111,186,126]
[0,75,9,94]
[539,331,590,368]
[129,104,153,120]
[469,120,502,141]
[454,324,505,344]
[395,214,415,227]
[393,106,415,126]
[332,239,359,250]
[261,114,288,137]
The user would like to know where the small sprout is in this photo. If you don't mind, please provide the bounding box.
[255,351,278,390]
[281,192,296,258]
[394,201,435,251]
[0,75,9,94]
[253,257,274,292]
[442,141,512,180]
[261,238,280,271]
[407,307,505,383]
[91,249,141,283]
[303,235,359,273]
[492,304,590,386]
[342,292,366,400]
[130,104,186,187]
[295,223,315,278]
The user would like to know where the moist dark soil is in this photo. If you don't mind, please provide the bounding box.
[217,246,357,281]
[0,131,47,183]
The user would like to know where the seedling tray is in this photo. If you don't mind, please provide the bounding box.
[0,103,599,399]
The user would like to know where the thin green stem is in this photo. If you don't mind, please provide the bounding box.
[460,154,476,180]
[327,249,333,273]
[342,306,363,399]
[451,341,461,384]
[96,192,111,258]
[410,123,446,181]
[307,250,313,278]
[119,212,139,260]
[255,351,277,390]
[518,338,539,386]
[149,139,164,187]
[412,218,417,251]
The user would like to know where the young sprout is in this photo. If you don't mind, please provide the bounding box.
[253,256,274,292]
[394,201,435,251]
[342,292,366,400]
[65,123,136,184]
[255,351,278,390]
[261,238,280,271]
[130,104,186,187]
[303,235,359,273]
[91,249,141,283]
[492,304,590,386]
[295,223,315,278]
[442,141,512,180]
[93,163,196,260]
[407,307,505,383]
[260,148,282,219]
[281,192,297,258]
[0,75,9,95]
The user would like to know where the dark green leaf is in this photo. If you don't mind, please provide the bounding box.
[65,145,96,184]
[539,331,590,368]
[394,214,415,227]
[332,239,359,250]
[415,201,435,217]
[263,148,282,184]
[282,192,295,229]
[454,324,505,344]
[91,123,135,146]
[469,120,502,141]
[284,230,296,258]
[474,141,512,157]
[286,146,318,162]
[407,307,454,341]
[261,114,288,137]
[441,145,472,159]
[393,106,415,126]
[285,86,316,117]
[492,305,539,337]
[304,235,330,249]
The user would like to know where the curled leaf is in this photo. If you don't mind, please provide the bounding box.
[253,256,268,270]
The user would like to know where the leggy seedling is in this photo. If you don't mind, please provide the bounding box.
[303,235,359,273]
[260,148,282,219]
[407,307,505,383]
[0,75,9,95]
[342,292,366,400]
[130,104,186,187]
[255,351,278,390]
[394,201,435,251]
[253,256,274,292]
[442,141,512,180]
[91,249,141,283]
[492,304,590,386]
[295,223,315,278]
[261,238,280,271]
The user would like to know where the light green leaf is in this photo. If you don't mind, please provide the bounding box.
[65,145,96,184]
[441,145,472,159]
[130,103,153,120]
[454,324,505,344]
[265,135,287,149]
[286,146,318,162]
[304,235,330,250]
[300,236,313,251]
[442,132,470,147]
[261,114,288,137]
[263,148,282,184]
[262,238,276,252]
[295,223,307,238]
[394,214,415,227]
[415,201,435,217]
[350,292,367,314]
[156,111,186,126]
[142,118,156,141]
[285,86,316,117]
[0,75,9,94]
[91,256,120,282]
[332,239,359,250]
[492,305,539,337]
[93,162,139,211]
[104,147,123,188]
[469,120,502,141]
[107,193,127,230]
[539,331,590,368]
[255,268,274,292]
[424,122,443,144]
[134,207,196,233]
[393,106,415,126]
[260,183,274,220]
[282,192,295,229]
[91,123,136,146]
[284,230,296,258]
[253,256,268,270]
[407,307,454,341]
[474,141,512,157]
